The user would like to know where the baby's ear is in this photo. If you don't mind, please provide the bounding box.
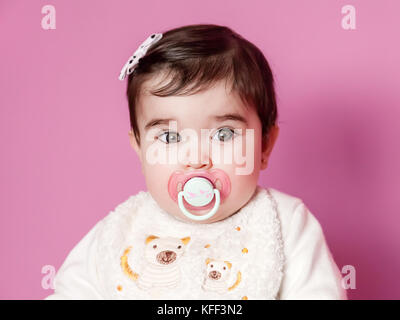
[128,130,142,162]
[180,237,191,245]
[224,261,232,269]
[261,125,280,170]
[145,235,159,244]
[205,258,212,265]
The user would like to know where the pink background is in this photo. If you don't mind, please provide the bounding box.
[1,0,399,299]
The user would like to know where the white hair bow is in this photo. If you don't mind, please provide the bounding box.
[118,33,163,81]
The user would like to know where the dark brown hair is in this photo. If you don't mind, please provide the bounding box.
[125,24,278,146]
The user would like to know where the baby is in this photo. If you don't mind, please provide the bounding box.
[45,24,346,300]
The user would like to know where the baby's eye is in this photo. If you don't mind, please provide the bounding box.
[157,131,181,144]
[211,127,236,142]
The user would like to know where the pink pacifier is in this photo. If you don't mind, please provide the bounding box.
[168,169,231,221]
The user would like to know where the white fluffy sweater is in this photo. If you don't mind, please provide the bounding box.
[45,186,347,300]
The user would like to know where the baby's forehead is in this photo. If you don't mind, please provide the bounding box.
[137,79,249,125]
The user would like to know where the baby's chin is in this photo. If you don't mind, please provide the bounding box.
[166,202,236,224]
[152,187,252,224]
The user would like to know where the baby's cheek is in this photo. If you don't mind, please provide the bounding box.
[143,165,172,197]
[228,170,257,194]
[222,173,258,216]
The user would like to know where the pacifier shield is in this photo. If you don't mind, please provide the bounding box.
[182,177,214,207]
[167,169,231,205]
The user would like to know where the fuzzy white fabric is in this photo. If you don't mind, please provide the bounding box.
[45,186,347,300]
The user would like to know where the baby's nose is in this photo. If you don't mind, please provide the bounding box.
[186,161,212,170]
[184,146,213,169]
[176,130,215,169]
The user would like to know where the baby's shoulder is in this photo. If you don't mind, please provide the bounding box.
[266,187,303,215]
[98,190,150,235]
[265,187,309,239]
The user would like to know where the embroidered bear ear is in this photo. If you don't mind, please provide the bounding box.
[180,236,191,245]
[145,235,159,244]
[205,258,212,265]
[224,261,232,269]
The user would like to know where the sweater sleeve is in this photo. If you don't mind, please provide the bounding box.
[278,201,347,300]
[44,220,106,300]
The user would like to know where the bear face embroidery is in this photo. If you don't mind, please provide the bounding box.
[121,235,190,291]
[144,235,188,267]
[202,258,241,294]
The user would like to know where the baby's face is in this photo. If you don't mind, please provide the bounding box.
[129,75,278,223]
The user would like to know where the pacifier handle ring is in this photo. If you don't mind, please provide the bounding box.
[178,189,220,221]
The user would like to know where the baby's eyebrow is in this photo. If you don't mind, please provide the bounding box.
[144,118,176,131]
[144,113,248,131]
[211,113,248,126]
